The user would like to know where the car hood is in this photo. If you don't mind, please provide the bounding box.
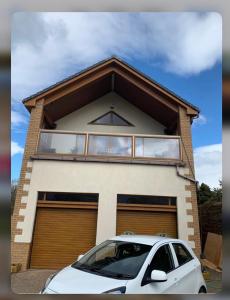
[46,266,128,294]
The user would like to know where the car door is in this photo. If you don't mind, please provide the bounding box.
[169,242,198,293]
[140,243,179,294]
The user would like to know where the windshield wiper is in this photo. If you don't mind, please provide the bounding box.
[93,269,134,279]
[73,263,91,271]
[87,266,102,273]
[76,265,105,275]
[110,273,134,279]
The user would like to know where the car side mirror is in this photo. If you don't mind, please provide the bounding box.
[150,270,167,282]
[77,254,84,261]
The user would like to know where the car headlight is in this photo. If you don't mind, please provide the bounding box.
[103,286,126,294]
[40,272,57,294]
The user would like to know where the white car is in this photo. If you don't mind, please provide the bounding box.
[41,235,207,294]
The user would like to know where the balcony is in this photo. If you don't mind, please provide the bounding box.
[36,130,182,163]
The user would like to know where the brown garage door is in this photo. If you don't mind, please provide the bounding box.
[30,205,97,269]
[116,194,177,237]
[117,209,177,238]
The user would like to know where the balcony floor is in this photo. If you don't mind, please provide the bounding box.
[31,153,185,167]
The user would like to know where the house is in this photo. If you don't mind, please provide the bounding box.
[12,57,201,270]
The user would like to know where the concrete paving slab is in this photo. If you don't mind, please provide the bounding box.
[11,269,57,294]
[205,267,222,293]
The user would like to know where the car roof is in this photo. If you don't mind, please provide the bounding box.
[110,235,180,246]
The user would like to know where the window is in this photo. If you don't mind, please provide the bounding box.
[135,137,180,159]
[88,135,132,157]
[150,244,174,273]
[172,243,193,266]
[117,194,176,206]
[89,111,133,126]
[38,192,98,202]
[38,132,85,155]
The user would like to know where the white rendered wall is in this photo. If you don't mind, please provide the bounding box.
[16,160,194,248]
[55,92,165,135]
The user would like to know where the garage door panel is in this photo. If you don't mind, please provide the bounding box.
[30,207,97,269]
[117,210,177,238]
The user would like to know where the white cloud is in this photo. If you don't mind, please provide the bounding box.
[11,110,28,126]
[11,12,222,101]
[193,114,207,127]
[154,13,222,75]
[194,144,222,189]
[11,141,24,156]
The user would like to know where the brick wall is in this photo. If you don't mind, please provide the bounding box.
[11,99,44,270]
[179,106,201,256]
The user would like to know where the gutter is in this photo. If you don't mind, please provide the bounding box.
[176,166,198,184]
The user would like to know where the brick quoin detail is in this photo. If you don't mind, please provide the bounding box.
[11,99,44,270]
[179,106,201,256]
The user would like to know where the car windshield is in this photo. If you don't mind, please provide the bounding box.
[72,240,152,279]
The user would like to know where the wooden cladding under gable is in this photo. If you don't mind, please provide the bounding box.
[23,57,199,134]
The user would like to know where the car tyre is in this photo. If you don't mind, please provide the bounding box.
[198,286,207,293]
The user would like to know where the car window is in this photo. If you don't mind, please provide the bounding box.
[72,240,152,279]
[172,243,193,266]
[150,244,174,273]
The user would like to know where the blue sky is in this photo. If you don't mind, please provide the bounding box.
[11,12,222,188]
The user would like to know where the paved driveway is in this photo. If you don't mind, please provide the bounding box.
[11,267,222,294]
[11,269,57,294]
[205,268,222,293]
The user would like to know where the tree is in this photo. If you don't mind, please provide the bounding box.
[197,181,222,205]
[197,183,212,204]
[198,181,222,249]
[212,180,222,202]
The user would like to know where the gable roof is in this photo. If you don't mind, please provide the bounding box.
[23,56,199,112]
[23,56,199,128]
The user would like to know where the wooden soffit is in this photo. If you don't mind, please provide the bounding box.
[23,57,199,126]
